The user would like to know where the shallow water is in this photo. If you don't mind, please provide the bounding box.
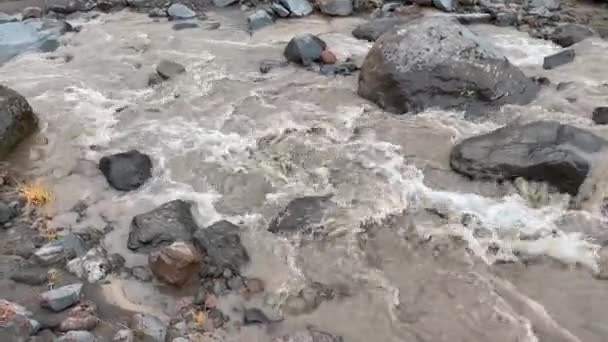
[2,8,608,341]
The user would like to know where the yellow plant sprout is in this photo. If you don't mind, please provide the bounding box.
[18,181,52,207]
[192,310,207,330]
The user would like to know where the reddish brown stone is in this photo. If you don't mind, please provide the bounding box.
[320,50,337,65]
[149,241,202,286]
[59,301,98,332]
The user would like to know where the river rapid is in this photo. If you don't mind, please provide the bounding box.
[2,7,608,342]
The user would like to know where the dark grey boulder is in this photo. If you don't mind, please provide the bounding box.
[593,107,608,125]
[549,24,593,47]
[269,195,336,234]
[167,3,196,20]
[357,17,539,116]
[173,22,199,31]
[213,0,239,7]
[543,49,575,70]
[260,59,288,73]
[280,0,313,17]
[318,0,353,16]
[193,220,249,274]
[271,3,291,17]
[272,329,344,342]
[156,59,186,79]
[0,85,38,159]
[450,121,607,195]
[352,17,416,41]
[99,150,152,191]
[433,0,455,12]
[243,308,270,325]
[127,200,198,252]
[0,201,15,224]
[248,10,274,31]
[284,33,327,66]
[10,269,48,285]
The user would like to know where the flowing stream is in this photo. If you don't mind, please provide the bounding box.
[2,8,608,341]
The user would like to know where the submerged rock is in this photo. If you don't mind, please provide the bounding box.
[450,121,607,195]
[156,59,186,80]
[193,220,249,274]
[357,17,539,116]
[56,330,99,341]
[248,10,274,31]
[0,85,38,159]
[280,0,313,17]
[269,196,336,234]
[40,283,83,312]
[167,3,196,20]
[352,17,416,42]
[149,241,201,286]
[272,328,344,342]
[593,107,608,125]
[284,34,327,66]
[543,49,575,70]
[131,313,166,342]
[243,308,271,325]
[259,59,288,73]
[549,24,594,47]
[99,150,152,191]
[318,0,353,16]
[172,22,198,30]
[127,200,198,252]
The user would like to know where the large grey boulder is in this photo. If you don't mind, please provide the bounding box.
[127,200,198,252]
[40,283,83,312]
[357,17,539,116]
[248,10,274,31]
[193,220,249,274]
[0,85,38,159]
[549,24,594,47]
[284,33,327,66]
[167,3,196,19]
[318,0,353,16]
[450,121,607,195]
[0,19,71,65]
[268,196,336,234]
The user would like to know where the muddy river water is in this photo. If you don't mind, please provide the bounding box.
[2,7,608,342]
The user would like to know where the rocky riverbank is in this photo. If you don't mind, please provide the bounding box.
[2,0,608,341]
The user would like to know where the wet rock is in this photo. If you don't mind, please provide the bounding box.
[271,3,291,17]
[593,107,608,125]
[127,200,198,252]
[193,220,249,274]
[59,301,98,332]
[213,0,238,6]
[260,59,288,73]
[248,10,274,31]
[0,201,16,224]
[527,0,560,15]
[243,308,270,325]
[280,0,313,17]
[148,72,164,86]
[22,7,43,20]
[549,24,593,47]
[130,265,153,281]
[352,17,412,42]
[227,275,244,291]
[34,233,87,264]
[269,196,336,234]
[113,329,134,342]
[318,0,353,16]
[543,49,575,70]
[148,8,167,17]
[272,328,343,342]
[10,269,48,285]
[556,81,574,91]
[0,13,17,24]
[56,330,99,341]
[433,0,455,12]
[156,59,186,80]
[66,248,110,283]
[455,13,492,24]
[40,283,83,312]
[99,150,152,191]
[149,241,201,286]
[450,121,607,195]
[173,22,199,30]
[167,3,196,20]
[358,17,539,116]
[0,299,39,341]
[284,33,327,66]
[29,329,56,342]
[49,0,96,14]
[320,50,337,64]
[0,85,38,159]
[131,313,166,342]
